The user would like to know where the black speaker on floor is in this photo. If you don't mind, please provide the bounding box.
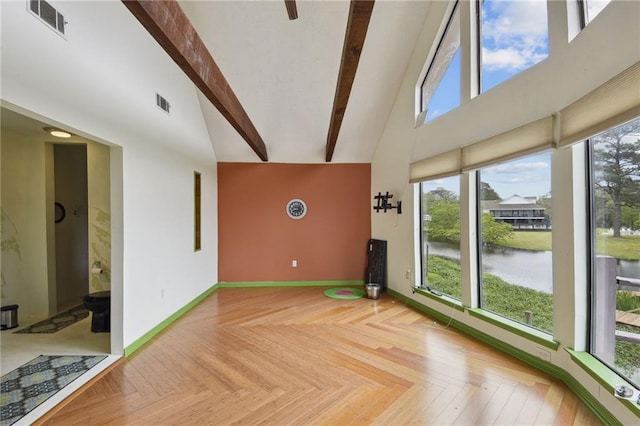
[365,239,387,292]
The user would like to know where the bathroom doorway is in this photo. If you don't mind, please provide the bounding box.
[54,144,89,312]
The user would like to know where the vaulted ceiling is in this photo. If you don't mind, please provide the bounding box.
[1,1,432,164]
[168,0,431,163]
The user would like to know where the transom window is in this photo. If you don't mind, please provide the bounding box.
[480,0,549,92]
[420,1,461,122]
[581,0,612,25]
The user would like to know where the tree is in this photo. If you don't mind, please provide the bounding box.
[537,191,552,228]
[426,201,461,243]
[592,119,640,237]
[480,182,501,200]
[482,212,514,245]
[426,187,458,203]
[424,188,460,243]
[424,187,513,245]
[621,205,640,230]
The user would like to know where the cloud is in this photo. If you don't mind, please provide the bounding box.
[493,175,548,184]
[482,47,547,72]
[482,0,548,72]
[485,161,549,174]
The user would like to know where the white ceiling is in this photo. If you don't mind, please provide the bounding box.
[1,0,432,164]
[179,0,431,163]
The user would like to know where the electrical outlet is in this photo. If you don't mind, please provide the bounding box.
[406,269,411,279]
[292,260,297,268]
[534,347,551,362]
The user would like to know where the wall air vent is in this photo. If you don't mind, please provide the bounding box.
[156,93,171,114]
[29,0,66,36]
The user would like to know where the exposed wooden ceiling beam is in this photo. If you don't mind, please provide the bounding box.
[122,0,268,161]
[325,0,374,162]
[284,0,298,20]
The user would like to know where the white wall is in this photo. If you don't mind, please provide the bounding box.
[372,0,639,423]
[1,1,218,350]
[1,131,50,321]
[87,141,111,293]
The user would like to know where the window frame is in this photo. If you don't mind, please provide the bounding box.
[476,152,554,335]
[586,120,640,390]
[419,177,463,301]
[419,0,461,116]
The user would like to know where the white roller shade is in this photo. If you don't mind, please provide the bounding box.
[559,61,640,147]
[461,116,554,172]
[409,148,461,183]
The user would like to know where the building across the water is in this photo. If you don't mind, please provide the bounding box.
[482,195,548,230]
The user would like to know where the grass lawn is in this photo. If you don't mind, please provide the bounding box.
[595,233,640,261]
[497,231,640,261]
[501,231,552,251]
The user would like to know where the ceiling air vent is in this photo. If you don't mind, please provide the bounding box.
[156,93,171,114]
[29,0,66,36]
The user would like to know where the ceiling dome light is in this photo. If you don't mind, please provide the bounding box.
[44,127,72,138]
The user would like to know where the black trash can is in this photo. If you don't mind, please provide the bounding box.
[1,304,19,330]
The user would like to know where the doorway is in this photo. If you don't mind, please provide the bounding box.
[54,144,89,312]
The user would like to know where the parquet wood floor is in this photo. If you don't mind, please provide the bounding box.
[42,287,601,425]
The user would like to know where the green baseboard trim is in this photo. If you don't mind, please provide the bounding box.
[414,287,465,312]
[567,349,640,417]
[124,283,219,357]
[387,289,620,425]
[387,289,463,326]
[467,308,559,350]
[218,280,365,288]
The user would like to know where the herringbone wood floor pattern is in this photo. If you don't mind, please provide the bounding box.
[43,287,600,425]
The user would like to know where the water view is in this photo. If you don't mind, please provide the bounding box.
[428,241,640,293]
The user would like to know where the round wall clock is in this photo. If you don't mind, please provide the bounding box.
[286,198,307,219]
[54,202,66,223]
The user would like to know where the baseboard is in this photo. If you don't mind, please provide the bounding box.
[124,283,219,356]
[219,280,365,288]
[386,288,621,426]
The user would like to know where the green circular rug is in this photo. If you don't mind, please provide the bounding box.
[323,287,365,300]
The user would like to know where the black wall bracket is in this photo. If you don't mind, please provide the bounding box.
[373,192,402,214]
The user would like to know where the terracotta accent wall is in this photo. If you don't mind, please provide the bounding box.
[218,163,371,282]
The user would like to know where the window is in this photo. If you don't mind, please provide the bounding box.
[590,118,640,388]
[421,1,461,122]
[478,152,553,332]
[480,0,549,92]
[194,172,201,251]
[581,0,612,25]
[420,176,462,300]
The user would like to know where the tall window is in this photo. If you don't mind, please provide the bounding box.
[421,1,461,122]
[480,0,549,92]
[420,176,462,299]
[590,118,640,388]
[478,152,553,332]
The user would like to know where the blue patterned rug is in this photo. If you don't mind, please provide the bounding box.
[0,354,106,425]
[14,306,88,334]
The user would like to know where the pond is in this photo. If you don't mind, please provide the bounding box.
[427,241,640,294]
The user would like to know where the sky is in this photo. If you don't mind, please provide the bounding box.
[426,0,549,122]
[425,0,613,119]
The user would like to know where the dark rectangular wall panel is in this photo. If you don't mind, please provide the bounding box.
[365,239,386,291]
